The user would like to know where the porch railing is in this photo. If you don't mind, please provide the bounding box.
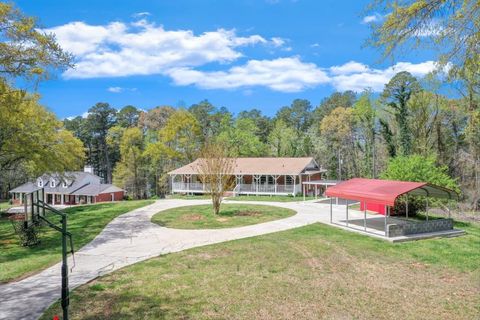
[172,182,300,195]
[235,183,296,194]
[172,182,208,191]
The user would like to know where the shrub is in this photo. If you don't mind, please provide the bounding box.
[381,155,460,215]
[381,155,459,192]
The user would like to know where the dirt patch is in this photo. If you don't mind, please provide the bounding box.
[236,210,262,217]
[181,214,204,221]
[216,217,229,222]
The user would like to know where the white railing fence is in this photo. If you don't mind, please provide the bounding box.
[173,182,300,195]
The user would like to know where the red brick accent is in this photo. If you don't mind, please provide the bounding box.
[94,191,124,203]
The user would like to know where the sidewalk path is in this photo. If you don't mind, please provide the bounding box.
[0,199,366,320]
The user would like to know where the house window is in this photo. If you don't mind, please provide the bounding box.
[62,181,68,188]
[37,179,43,188]
[286,176,294,185]
[267,176,274,184]
[260,176,267,184]
[50,179,56,188]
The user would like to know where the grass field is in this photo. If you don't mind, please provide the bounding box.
[41,220,480,320]
[0,200,154,283]
[0,201,13,212]
[226,195,317,202]
[151,203,296,229]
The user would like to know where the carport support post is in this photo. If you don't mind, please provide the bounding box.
[425,198,429,221]
[406,198,409,219]
[345,199,349,227]
[330,197,333,223]
[384,205,388,237]
[303,184,306,202]
[363,201,367,231]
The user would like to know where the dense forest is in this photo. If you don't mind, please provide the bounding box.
[61,73,479,210]
[0,1,478,211]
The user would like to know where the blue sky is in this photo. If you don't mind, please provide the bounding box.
[16,0,438,119]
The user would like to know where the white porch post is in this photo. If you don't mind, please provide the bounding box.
[254,175,261,194]
[303,183,305,201]
[292,175,296,197]
[273,175,279,194]
[235,175,243,196]
[171,174,177,194]
[61,194,64,205]
[52,194,55,205]
[185,174,191,195]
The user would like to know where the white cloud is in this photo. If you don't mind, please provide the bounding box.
[133,12,151,18]
[330,61,437,92]
[46,20,276,79]
[46,19,441,94]
[330,61,369,75]
[107,86,123,93]
[166,59,437,93]
[167,57,330,92]
[107,86,137,93]
[362,14,383,24]
[271,37,286,47]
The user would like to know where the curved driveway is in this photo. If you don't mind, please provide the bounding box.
[0,199,336,320]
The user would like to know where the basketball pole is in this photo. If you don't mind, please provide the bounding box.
[34,194,73,320]
[61,212,70,320]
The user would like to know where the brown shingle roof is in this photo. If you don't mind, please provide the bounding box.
[168,157,319,176]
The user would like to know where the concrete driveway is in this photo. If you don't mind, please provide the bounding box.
[0,198,399,319]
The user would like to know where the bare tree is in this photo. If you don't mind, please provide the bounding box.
[198,142,235,215]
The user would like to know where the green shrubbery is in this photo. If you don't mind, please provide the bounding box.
[381,155,459,215]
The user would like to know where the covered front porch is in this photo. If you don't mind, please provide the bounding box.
[11,192,95,206]
[170,174,303,196]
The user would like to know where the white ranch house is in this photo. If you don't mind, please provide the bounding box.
[168,157,325,196]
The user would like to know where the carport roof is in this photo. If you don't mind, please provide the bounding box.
[325,178,458,206]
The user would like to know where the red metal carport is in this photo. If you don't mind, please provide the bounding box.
[325,178,458,236]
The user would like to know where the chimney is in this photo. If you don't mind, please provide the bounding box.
[84,165,94,174]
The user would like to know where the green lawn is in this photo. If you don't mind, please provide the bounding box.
[151,203,296,229]
[0,200,154,283]
[41,221,479,320]
[226,195,318,202]
[0,200,13,212]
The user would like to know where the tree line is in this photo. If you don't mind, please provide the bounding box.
[62,71,479,209]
